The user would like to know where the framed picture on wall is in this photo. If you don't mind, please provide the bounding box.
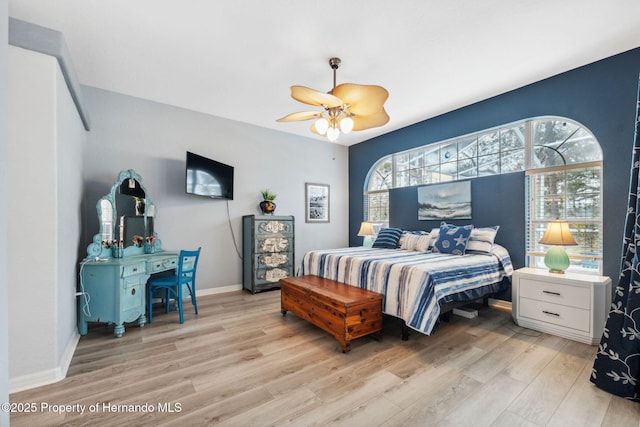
[305,183,330,223]
[418,180,472,220]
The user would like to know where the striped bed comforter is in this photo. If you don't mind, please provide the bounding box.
[300,245,514,335]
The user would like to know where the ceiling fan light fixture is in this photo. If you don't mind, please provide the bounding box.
[326,126,340,142]
[314,117,329,135]
[339,116,354,134]
[277,57,388,142]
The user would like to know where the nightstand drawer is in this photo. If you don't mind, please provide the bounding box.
[519,278,590,310]
[519,297,590,332]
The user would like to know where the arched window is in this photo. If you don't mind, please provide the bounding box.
[363,116,603,274]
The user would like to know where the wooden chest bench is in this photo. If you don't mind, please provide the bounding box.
[280,275,383,352]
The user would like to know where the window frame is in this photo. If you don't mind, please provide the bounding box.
[362,116,603,275]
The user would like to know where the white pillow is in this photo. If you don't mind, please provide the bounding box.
[400,231,427,251]
[466,226,500,253]
[427,228,440,249]
[415,235,433,252]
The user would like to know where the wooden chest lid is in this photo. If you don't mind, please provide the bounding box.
[280,275,382,306]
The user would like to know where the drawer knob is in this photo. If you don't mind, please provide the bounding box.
[542,290,561,296]
[131,288,136,296]
[542,310,560,317]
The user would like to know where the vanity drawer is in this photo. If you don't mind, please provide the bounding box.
[121,276,145,314]
[519,297,590,332]
[121,262,146,278]
[147,257,178,273]
[519,278,590,310]
[163,257,178,270]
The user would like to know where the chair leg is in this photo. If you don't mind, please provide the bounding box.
[187,283,198,315]
[164,289,171,314]
[177,284,184,324]
[147,285,153,323]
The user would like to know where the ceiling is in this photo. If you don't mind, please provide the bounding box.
[8,1,640,146]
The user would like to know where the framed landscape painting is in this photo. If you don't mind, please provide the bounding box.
[305,183,330,223]
[418,181,471,220]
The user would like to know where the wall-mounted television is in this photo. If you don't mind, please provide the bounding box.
[185,151,234,200]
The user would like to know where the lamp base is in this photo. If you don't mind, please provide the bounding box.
[362,236,374,247]
[544,246,570,274]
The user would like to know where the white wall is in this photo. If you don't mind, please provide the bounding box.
[8,46,85,392]
[0,0,10,424]
[54,52,85,381]
[81,87,349,291]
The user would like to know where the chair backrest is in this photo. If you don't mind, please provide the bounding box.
[177,247,201,286]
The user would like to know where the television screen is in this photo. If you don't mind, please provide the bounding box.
[185,151,234,200]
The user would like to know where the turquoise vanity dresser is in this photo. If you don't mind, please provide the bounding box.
[79,170,178,337]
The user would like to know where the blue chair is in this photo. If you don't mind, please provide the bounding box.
[147,247,201,324]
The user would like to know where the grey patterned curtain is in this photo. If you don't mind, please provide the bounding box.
[591,76,640,401]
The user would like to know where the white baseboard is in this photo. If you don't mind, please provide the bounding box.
[197,284,243,297]
[10,332,80,393]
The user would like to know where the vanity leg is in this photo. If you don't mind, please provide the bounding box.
[138,314,146,328]
[78,320,88,336]
[114,324,125,338]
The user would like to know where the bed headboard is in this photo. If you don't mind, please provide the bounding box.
[388,173,525,272]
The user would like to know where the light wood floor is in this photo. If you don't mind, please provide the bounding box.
[10,290,640,426]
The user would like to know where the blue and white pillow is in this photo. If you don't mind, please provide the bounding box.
[372,227,403,249]
[433,222,474,255]
[466,226,500,254]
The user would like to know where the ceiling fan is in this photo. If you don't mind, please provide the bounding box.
[276,57,389,142]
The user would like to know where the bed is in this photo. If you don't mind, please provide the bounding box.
[299,225,513,337]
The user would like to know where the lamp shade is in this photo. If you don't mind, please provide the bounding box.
[358,221,375,247]
[539,220,577,246]
[539,220,577,273]
[357,221,375,236]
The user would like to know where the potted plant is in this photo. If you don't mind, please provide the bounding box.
[259,189,277,214]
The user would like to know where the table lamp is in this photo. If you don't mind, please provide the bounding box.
[539,219,577,273]
[358,221,376,247]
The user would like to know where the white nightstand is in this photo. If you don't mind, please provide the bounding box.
[512,267,611,345]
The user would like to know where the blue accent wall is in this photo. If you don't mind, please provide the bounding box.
[389,173,525,265]
[349,47,640,286]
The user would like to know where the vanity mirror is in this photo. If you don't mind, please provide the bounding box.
[86,169,161,258]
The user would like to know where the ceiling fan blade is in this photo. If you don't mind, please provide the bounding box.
[276,111,323,122]
[291,85,343,108]
[351,108,390,131]
[333,83,389,116]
